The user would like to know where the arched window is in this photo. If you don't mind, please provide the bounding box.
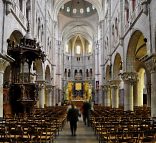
[90,69,92,77]
[41,24,43,42]
[125,0,129,22]
[50,41,51,49]
[112,25,115,42]
[68,69,70,77]
[80,8,84,14]
[64,69,67,77]
[19,0,23,11]
[112,25,114,36]
[115,18,118,37]
[67,7,70,12]
[79,69,82,76]
[132,0,136,11]
[86,7,90,13]
[76,45,81,54]
[107,37,108,47]
[26,0,31,21]
[86,69,89,77]
[73,8,77,14]
[74,69,77,77]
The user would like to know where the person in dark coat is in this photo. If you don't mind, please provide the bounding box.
[67,103,80,136]
[82,101,91,126]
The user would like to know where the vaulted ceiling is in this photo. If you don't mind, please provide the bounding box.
[56,0,101,50]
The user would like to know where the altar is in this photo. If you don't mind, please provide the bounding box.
[64,81,92,101]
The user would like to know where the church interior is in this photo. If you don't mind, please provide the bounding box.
[0,0,156,142]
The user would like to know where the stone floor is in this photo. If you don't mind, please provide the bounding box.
[54,118,98,143]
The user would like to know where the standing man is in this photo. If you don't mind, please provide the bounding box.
[82,101,91,126]
[67,103,80,136]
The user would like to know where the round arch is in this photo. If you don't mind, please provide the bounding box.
[126,30,150,107]
[126,30,147,71]
[9,30,23,46]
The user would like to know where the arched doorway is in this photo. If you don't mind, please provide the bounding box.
[126,30,150,107]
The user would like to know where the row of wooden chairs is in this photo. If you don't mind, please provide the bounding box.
[90,106,156,143]
[0,106,67,143]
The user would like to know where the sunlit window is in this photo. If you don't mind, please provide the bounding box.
[66,44,69,53]
[86,7,90,12]
[92,5,95,10]
[76,45,81,54]
[88,44,92,53]
[61,5,64,9]
[73,8,77,14]
[67,7,70,12]
[80,8,84,14]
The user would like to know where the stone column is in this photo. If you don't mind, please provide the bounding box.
[101,85,105,105]
[45,85,52,107]
[52,86,56,106]
[0,69,4,118]
[133,80,138,107]
[103,84,111,107]
[37,81,45,108]
[145,54,156,117]
[121,72,137,111]
[0,58,9,118]
[110,80,120,108]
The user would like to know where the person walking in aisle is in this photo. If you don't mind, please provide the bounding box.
[67,103,80,136]
[82,101,91,126]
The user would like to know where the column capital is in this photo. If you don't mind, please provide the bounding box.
[102,84,110,91]
[45,84,53,91]
[36,80,45,89]
[109,80,120,87]
[145,54,156,73]
[121,72,138,84]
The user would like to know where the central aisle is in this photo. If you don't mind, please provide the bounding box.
[54,118,98,143]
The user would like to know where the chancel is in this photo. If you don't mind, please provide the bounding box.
[0,0,156,143]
